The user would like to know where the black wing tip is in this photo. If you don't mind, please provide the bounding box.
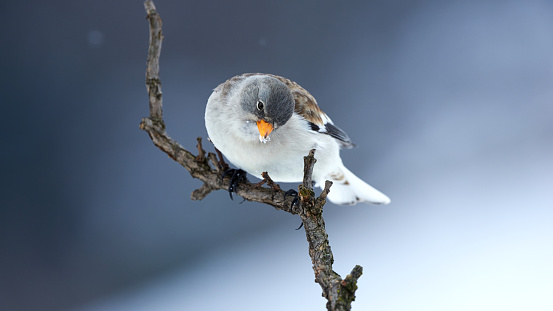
[325,123,354,145]
[307,121,357,148]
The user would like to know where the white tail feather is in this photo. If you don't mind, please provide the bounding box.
[320,165,390,205]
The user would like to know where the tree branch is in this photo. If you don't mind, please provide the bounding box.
[299,152,363,311]
[141,2,362,309]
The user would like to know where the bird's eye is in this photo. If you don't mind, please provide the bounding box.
[256,100,264,111]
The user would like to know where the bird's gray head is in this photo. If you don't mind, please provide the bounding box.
[239,75,295,142]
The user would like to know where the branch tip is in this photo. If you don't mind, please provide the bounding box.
[195,137,206,162]
[144,1,156,14]
[302,149,317,189]
[319,180,333,201]
[214,147,229,171]
[207,152,219,172]
[261,171,281,191]
[191,183,213,201]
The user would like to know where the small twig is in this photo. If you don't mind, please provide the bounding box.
[214,147,229,172]
[261,172,282,191]
[252,179,267,188]
[302,149,317,190]
[339,265,363,308]
[195,137,206,163]
[191,183,213,201]
[207,152,220,173]
[320,180,333,201]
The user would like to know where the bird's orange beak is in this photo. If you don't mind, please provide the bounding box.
[256,119,273,142]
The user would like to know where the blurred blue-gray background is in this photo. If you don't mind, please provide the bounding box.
[2,0,552,310]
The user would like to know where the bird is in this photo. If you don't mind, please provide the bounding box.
[204,73,390,205]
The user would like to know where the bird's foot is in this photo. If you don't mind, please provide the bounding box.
[284,189,300,209]
[284,189,303,230]
[253,172,281,191]
[222,168,247,200]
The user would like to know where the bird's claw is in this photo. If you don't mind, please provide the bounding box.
[223,169,247,200]
[284,189,300,209]
[284,189,303,230]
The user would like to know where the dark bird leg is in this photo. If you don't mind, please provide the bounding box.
[284,189,303,230]
[223,168,247,200]
[284,189,300,208]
